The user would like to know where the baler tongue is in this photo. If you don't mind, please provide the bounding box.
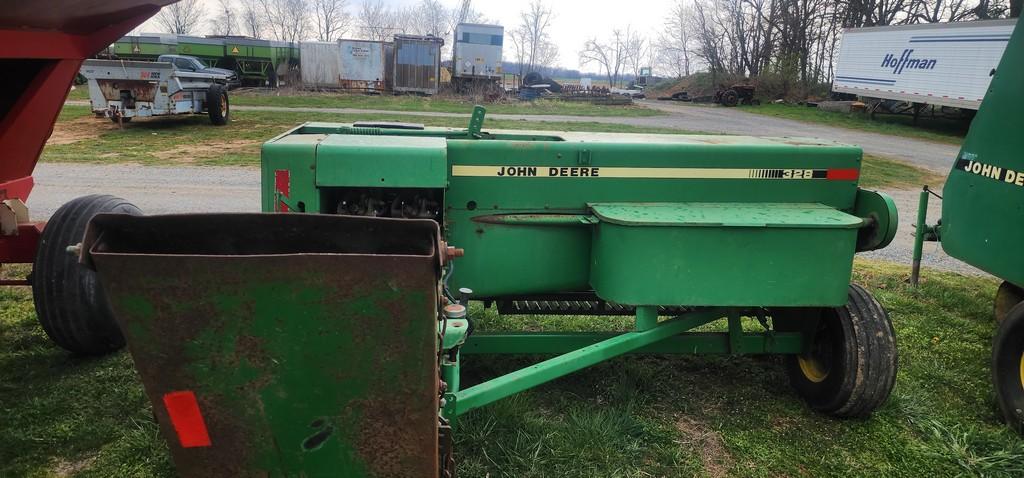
[81,213,443,478]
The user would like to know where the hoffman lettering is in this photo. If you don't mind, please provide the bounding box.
[881,49,937,75]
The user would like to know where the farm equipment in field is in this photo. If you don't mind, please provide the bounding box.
[714,84,759,107]
[80,56,234,125]
[73,103,902,475]
[911,14,1024,435]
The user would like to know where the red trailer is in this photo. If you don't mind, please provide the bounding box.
[0,2,175,353]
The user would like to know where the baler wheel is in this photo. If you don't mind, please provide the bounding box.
[207,84,230,126]
[785,284,898,417]
[32,195,142,355]
[992,302,1024,434]
[994,281,1024,323]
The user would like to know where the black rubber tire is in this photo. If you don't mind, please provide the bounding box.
[32,195,142,355]
[993,301,1024,434]
[207,84,229,125]
[995,281,1024,323]
[784,284,898,417]
[722,90,739,107]
[108,116,131,123]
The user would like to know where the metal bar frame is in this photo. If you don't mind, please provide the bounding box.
[440,307,804,427]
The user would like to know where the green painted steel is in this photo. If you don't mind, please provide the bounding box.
[315,135,449,188]
[452,308,725,415]
[109,34,177,60]
[83,213,443,477]
[460,331,803,355]
[939,15,1024,287]
[262,120,886,306]
[588,203,860,306]
[177,36,226,66]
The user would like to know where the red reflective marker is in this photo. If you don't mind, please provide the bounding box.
[163,391,212,448]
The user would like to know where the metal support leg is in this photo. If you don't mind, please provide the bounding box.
[635,305,658,331]
[727,311,743,354]
[911,186,930,287]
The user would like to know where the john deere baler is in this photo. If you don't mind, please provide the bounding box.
[84,110,899,477]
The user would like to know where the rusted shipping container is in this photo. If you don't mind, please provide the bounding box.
[339,39,387,92]
[393,35,444,95]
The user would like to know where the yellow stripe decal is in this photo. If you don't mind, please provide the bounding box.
[451,165,824,180]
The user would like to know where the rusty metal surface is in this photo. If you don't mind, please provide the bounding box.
[84,213,442,477]
[96,79,157,102]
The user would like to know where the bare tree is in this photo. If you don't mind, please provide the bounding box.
[313,0,352,41]
[623,28,648,81]
[520,1,556,73]
[261,0,310,42]
[579,29,630,87]
[156,0,205,34]
[358,0,398,41]
[658,0,695,77]
[209,0,237,36]
[239,0,264,37]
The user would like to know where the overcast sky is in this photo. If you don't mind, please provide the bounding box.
[136,0,675,70]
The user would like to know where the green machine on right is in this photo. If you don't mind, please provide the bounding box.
[913,14,1024,434]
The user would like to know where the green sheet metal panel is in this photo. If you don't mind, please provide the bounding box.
[177,36,225,63]
[940,15,1024,286]
[315,135,448,188]
[261,127,322,212]
[441,136,862,297]
[588,203,860,306]
[84,213,442,478]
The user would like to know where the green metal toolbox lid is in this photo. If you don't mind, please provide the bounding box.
[589,202,863,229]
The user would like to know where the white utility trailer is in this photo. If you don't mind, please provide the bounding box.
[833,19,1015,111]
[80,58,232,125]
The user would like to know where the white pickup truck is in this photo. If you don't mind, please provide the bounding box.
[79,55,236,125]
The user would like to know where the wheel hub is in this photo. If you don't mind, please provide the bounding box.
[798,355,830,383]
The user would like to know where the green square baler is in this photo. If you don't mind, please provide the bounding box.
[78,109,901,476]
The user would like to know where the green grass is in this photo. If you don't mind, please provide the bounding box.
[43,106,937,190]
[2,260,1022,477]
[66,86,89,102]
[741,104,968,146]
[230,90,662,117]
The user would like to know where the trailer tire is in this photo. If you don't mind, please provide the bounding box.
[993,302,1024,434]
[32,195,142,355]
[784,284,898,417]
[207,85,229,126]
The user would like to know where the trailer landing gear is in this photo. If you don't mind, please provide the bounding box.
[993,302,1024,434]
[780,284,898,418]
[32,195,141,355]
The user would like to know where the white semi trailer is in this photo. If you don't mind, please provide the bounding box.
[452,23,503,92]
[833,19,1015,112]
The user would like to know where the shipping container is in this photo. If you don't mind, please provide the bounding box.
[833,19,1016,110]
[393,35,444,95]
[452,23,503,80]
[299,41,341,89]
[339,39,387,91]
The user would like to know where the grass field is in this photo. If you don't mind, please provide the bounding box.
[230,90,662,117]
[2,260,1022,477]
[740,104,968,146]
[43,105,933,189]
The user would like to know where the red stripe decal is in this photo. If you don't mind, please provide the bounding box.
[274,169,290,212]
[163,391,212,448]
[827,168,860,181]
